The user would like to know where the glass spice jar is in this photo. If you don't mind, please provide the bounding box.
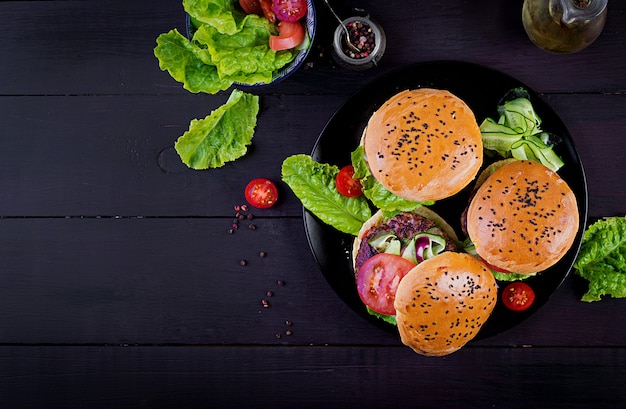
[522,0,607,53]
[332,16,386,70]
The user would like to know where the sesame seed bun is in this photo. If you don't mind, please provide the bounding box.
[363,88,483,202]
[394,252,497,356]
[466,159,579,274]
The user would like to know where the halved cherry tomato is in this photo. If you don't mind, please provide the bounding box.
[259,0,276,23]
[273,0,307,22]
[269,20,305,51]
[245,178,279,209]
[239,0,263,15]
[335,165,363,197]
[502,282,535,311]
[357,253,416,315]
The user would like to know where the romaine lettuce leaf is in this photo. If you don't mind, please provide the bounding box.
[351,146,433,215]
[281,155,372,236]
[183,0,245,35]
[174,89,259,169]
[154,29,233,94]
[574,216,626,302]
[193,15,296,85]
[154,13,297,93]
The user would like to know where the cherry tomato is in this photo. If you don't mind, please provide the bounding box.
[245,178,279,209]
[357,253,416,315]
[502,282,536,311]
[273,0,307,22]
[269,20,305,51]
[239,0,263,15]
[259,0,276,23]
[335,165,363,198]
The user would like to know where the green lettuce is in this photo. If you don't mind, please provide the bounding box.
[351,146,433,215]
[154,3,297,94]
[183,0,244,35]
[193,17,296,85]
[574,216,626,302]
[155,29,233,94]
[174,89,259,169]
[281,155,372,236]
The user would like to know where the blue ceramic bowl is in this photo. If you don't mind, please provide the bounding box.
[185,0,316,88]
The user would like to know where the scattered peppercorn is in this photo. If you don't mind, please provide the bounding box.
[275,333,281,339]
[285,330,292,336]
[248,224,256,230]
[259,251,266,257]
[261,299,270,308]
[266,291,273,297]
[277,280,285,286]
[285,320,292,326]
[239,259,247,266]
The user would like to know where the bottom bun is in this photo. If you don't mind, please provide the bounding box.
[393,252,497,356]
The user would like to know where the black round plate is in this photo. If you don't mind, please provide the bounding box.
[304,61,589,340]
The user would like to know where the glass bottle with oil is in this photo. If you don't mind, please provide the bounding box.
[522,0,607,53]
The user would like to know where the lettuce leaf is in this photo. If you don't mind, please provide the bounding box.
[174,89,259,169]
[351,146,433,215]
[154,6,297,93]
[574,216,626,302]
[193,16,296,85]
[366,307,397,325]
[183,0,244,35]
[281,155,372,236]
[154,29,233,94]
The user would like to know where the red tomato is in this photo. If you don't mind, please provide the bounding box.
[245,178,279,209]
[273,0,307,22]
[239,0,263,15]
[480,256,513,274]
[502,282,536,311]
[259,0,276,23]
[269,21,305,51]
[335,165,363,197]
[357,253,416,316]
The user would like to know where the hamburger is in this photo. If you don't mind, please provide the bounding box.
[361,88,483,202]
[394,252,497,356]
[465,159,579,275]
[352,206,461,319]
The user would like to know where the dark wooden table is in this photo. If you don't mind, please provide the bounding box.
[2,0,625,407]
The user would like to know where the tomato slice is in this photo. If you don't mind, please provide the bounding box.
[357,253,416,315]
[269,20,305,51]
[502,282,536,311]
[480,256,513,274]
[273,0,307,22]
[239,0,263,15]
[244,178,279,209]
[335,165,363,197]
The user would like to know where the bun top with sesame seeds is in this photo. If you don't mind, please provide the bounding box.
[393,252,497,356]
[466,159,579,275]
[363,88,483,202]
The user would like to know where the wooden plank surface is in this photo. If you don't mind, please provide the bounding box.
[1,0,626,407]
[1,345,626,409]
